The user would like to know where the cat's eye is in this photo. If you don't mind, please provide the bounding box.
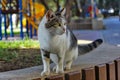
[50,15,54,18]
[48,19,50,21]
[59,24,61,26]
[64,23,66,25]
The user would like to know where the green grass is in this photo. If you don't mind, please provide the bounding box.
[0,39,40,49]
[0,24,40,61]
[2,28,26,35]
[0,39,40,61]
[0,49,18,61]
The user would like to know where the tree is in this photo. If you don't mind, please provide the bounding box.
[53,0,60,11]
[36,0,86,21]
[74,0,82,16]
[36,0,49,10]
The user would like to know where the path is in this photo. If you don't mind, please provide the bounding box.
[102,16,120,45]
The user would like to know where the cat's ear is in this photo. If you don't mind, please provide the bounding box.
[60,8,66,16]
[46,10,54,20]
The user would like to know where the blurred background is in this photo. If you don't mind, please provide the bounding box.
[0,0,120,40]
[34,0,120,20]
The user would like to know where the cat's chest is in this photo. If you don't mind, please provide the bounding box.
[38,27,51,49]
[50,34,68,52]
[38,26,69,53]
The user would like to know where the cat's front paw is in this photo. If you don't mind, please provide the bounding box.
[41,71,50,76]
[56,69,64,74]
[65,67,71,70]
[53,67,64,74]
[52,66,56,72]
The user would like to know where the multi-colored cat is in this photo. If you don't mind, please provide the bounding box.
[38,8,103,76]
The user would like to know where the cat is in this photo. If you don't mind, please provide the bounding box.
[38,8,103,76]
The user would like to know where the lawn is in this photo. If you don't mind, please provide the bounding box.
[0,39,40,49]
[0,39,42,72]
[1,27,26,35]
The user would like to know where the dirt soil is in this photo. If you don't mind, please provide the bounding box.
[0,48,42,72]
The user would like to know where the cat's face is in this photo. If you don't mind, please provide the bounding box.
[45,8,67,35]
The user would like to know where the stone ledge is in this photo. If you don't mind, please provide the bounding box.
[68,19,104,30]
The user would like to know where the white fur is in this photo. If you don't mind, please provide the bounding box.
[38,12,78,76]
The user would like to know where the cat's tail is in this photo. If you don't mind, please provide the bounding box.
[78,39,103,55]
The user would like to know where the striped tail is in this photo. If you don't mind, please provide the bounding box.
[78,39,103,55]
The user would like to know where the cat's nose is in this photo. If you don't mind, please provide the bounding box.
[63,28,65,32]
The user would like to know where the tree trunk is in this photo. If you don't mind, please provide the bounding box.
[65,0,73,23]
[74,0,81,16]
[53,0,60,11]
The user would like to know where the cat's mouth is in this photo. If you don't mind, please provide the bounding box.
[48,27,65,35]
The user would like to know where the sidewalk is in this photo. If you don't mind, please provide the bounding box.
[75,16,120,46]
[0,17,120,80]
[103,16,120,46]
